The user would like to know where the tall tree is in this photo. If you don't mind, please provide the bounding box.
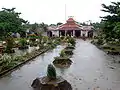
[40,22,48,32]
[0,8,27,39]
[30,23,39,33]
[101,2,120,40]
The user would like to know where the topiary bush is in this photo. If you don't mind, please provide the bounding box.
[60,50,66,57]
[67,37,76,46]
[4,36,15,53]
[47,64,56,80]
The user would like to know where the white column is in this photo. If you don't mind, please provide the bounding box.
[65,30,66,37]
[85,31,88,37]
[81,31,83,37]
[59,31,61,37]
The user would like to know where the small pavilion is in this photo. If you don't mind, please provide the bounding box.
[47,17,93,38]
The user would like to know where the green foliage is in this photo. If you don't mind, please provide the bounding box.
[0,8,27,38]
[0,54,24,72]
[57,22,63,26]
[101,2,120,40]
[30,23,39,33]
[42,36,48,44]
[60,50,65,57]
[113,22,120,39]
[39,22,48,32]
[60,36,65,40]
[47,64,56,80]
[67,37,76,46]
[19,38,27,47]
[4,35,15,53]
[97,38,104,45]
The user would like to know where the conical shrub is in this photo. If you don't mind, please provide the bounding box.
[47,64,56,80]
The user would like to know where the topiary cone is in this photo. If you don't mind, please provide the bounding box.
[47,64,56,80]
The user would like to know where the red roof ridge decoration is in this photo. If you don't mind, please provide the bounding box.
[67,18,75,22]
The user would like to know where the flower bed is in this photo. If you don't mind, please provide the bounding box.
[0,47,50,77]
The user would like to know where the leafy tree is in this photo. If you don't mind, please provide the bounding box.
[40,22,48,32]
[101,2,120,40]
[91,22,101,29]
[30,23,39,33]
[113,22,120,39]
[0,8,27,38]
[49,24,56,26]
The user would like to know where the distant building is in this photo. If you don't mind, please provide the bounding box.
[47,17,94,38]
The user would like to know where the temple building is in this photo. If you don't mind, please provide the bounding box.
[47,17,94,38]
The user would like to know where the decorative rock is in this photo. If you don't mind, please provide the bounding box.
[31,76,72,90]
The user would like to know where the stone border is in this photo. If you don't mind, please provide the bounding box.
[0,47,50,78]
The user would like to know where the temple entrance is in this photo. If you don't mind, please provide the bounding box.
[47,31,52,37]
[75,30,81,37]
[88,31,93,38]
[66,31,72,37]
[60,31,65,36]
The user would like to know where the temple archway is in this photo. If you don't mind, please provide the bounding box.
[75,30,81,37]
[61,31,65,36]
[66,31,72,37]
[88,31,93,38]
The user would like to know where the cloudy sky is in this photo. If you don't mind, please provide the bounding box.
[0,0,119,24]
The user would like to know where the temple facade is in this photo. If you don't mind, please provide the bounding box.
[47,18,93,38]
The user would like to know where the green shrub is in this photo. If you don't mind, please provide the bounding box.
[67,37,76,46]
[0,54,24,72]
[60,50,65,57]
[4,36,15,53]
[60,36,65,40]
[47,64,56,80]
[19,38,27,47]
[42,36,48,44]
[97,38,103,45]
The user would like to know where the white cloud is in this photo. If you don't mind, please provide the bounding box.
[0,0,119,24]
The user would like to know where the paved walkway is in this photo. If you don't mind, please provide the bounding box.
[61,39,120,90]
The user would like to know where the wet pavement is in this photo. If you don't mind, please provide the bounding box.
[0,39,120,90]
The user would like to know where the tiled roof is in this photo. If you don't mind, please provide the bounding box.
[58,18,81,30]
[67,18,75,22]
